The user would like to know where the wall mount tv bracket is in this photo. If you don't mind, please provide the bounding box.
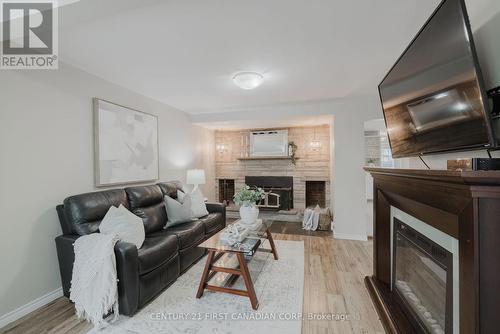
[487,86,500,116]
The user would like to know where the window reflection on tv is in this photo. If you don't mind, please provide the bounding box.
[378,0,492,158]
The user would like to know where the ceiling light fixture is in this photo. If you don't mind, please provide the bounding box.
[232,72,264,90]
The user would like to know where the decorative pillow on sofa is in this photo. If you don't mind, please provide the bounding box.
[177,188,209,218]
[164,194,193,227]
[99,204,145,249]
[180,183,191,194]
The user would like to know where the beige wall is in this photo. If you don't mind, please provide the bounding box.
[193,126,216,201]
[214,125,331,209]
[0,63,212,321]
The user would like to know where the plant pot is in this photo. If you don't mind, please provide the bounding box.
[239,205,259,225]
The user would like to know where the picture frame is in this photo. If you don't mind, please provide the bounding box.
[93,98,159,187]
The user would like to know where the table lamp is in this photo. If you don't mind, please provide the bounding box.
[186,169,206,191]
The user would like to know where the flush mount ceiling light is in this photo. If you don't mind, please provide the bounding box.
[232,72,264,90]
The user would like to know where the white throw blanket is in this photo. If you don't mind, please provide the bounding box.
[302,205,321,231]
[70,233,120,329]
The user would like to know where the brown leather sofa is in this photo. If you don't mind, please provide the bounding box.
[55,181,226,316]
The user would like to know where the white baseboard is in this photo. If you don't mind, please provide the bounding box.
[333,232,368,241]
[0,287,63,329]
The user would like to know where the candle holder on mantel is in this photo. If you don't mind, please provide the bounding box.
[240,131,250,158]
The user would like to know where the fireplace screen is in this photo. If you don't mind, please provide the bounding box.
[393,219,452,334]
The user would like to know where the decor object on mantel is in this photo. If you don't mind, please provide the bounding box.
[93,98,159,187]
[288,141,298,165]
[365,167,500,334]
[250,130,288,157]
[233,185,265,225]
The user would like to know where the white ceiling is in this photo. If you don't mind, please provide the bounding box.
[58,0,446,113]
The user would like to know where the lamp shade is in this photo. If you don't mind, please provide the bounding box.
[186,169,206,185]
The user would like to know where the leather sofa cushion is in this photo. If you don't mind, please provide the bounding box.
[125,185,167,234]
[139,255,179,307]
[138,234,178,275]
[63,189,129,235]
[199,213,224,235]
[157,181,183,200]
[163,221,205,250]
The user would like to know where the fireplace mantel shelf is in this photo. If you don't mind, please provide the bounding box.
[364,166,500,186]
[237,156,297,161]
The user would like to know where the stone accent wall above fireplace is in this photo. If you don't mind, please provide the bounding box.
[214,125,331,210]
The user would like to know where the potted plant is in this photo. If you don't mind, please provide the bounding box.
[233,185,265,225]
[366,158,377,167]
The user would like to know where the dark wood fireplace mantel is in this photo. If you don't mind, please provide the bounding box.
[364,167,500,334]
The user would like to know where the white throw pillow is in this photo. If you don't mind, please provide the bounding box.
[164,194,193,227]
[181,183,191,194]
[177,188,208,218]
[177,189,186,202]
[99,204,145,249]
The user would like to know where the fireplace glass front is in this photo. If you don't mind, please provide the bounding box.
[393,218,452,334]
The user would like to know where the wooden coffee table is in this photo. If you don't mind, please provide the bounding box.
[196,220,278,310]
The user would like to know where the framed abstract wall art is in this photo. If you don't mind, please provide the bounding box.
[93,98,159,187]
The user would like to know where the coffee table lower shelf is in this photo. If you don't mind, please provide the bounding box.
[196,230,278,310]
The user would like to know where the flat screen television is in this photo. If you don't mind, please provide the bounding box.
[378,0,494,158]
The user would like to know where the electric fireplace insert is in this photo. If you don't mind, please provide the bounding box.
[393,218,453,334]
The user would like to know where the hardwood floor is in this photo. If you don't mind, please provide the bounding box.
[1,232,383,334]
[277,234,384,334]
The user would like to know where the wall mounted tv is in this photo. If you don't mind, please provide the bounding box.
[378,0,494,158]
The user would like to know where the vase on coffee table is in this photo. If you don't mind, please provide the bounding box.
[234,185,265,226]
[239,204,259,225]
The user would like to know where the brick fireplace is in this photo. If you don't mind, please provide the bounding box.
[214,125,331,210]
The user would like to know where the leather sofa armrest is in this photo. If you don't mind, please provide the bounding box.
[206,202,226,227]
[55,234,80,297]
[114,241,139,316]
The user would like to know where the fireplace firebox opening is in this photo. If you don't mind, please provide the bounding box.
[218,179,235,205]
[245,176,293,211]
[305,181,326,207]
[393,218,453,334]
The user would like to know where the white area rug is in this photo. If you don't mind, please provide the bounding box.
[98,240,304,334]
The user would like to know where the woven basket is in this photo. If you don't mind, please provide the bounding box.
[306,207,332,231]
